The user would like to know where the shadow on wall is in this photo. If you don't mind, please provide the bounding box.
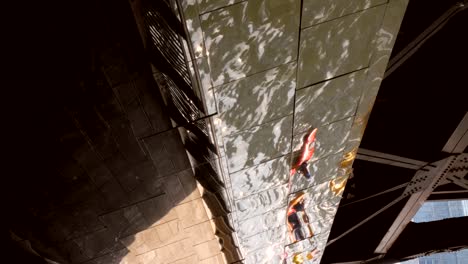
[5,0,236,263]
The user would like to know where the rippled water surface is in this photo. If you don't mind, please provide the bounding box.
[180,0,400,262]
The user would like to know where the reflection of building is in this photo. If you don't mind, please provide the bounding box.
[407,200,468,264]
[287,193,314,243]
[414,250,468,264]
[413,200,468,223]
[320,0,468,262]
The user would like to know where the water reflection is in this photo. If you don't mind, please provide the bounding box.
[198,0,242,14]
[283,236,321,264]
[200,0,300,86]
[231,156,290,200]
[289,153,342,194]
[290,248,319,264]
[330,175,349,196]
[185,0,393,262]
[305,187,339,235]
[297,5,386,88]
[287,192,314,243]
[235,184,289,221]
[216,62,296,135]
[290,129,317,180]
[293,117,353,161]
[237,207,286,238]
[225,115,292,173]
[294,69,367,133]
[229,122,351,261]
[301,0,386,28]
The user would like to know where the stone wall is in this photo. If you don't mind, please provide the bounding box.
[6,0,227,263]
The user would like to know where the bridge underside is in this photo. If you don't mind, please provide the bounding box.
[6,0,467,263]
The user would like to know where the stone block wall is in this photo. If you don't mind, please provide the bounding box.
[6,0,228,263]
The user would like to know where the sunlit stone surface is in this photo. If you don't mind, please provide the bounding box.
[180,0,409,262]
